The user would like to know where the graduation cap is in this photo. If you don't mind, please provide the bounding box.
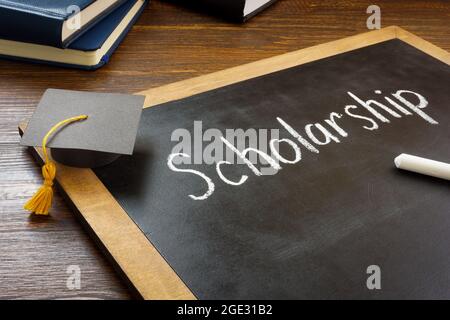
[20,89,145,215]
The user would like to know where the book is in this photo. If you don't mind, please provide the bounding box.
[0,0,147,70]
[167,0,278,21]
[0,0,129,48]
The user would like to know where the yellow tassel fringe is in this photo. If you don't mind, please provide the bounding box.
[24,114,88,215]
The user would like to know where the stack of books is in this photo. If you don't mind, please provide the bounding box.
[0,0,278,70]
[0,0,148,70]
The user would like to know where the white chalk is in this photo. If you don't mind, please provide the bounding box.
[394,153,450,181]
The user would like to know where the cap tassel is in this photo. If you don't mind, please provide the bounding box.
[24,114,88,215]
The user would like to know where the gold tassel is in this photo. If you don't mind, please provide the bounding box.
[24,114,88,215]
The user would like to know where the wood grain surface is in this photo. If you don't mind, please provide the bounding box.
[0,0,449,300]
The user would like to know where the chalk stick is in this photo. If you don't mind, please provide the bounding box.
[394,153,450,181]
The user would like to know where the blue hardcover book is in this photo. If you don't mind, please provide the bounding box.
[0,0,128,48]
[0,0,148,70]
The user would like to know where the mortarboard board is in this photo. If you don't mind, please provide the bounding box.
[20,88,145,215]
[21,89,145,168]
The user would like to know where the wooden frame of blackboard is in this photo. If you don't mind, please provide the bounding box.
[19,26,450,300]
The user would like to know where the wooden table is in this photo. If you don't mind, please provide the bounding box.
[0,0,448,299]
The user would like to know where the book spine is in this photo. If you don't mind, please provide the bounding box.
[169,0,245,21]
[203,0,245,20]
[0,6,64,48]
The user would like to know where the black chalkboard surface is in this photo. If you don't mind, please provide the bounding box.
[94,39,450,299]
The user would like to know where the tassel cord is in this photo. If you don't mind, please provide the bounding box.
[24,114,88,215]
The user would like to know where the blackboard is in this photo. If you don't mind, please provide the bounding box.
[20,27,450,299]
[92,38,450,299]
